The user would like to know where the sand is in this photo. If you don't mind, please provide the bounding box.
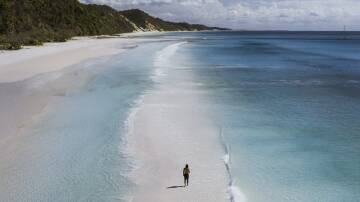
[128,87,229,202]
[127,42,229,201]
[0,37,132,83]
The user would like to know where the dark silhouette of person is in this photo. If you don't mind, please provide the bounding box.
[183,164,190,186]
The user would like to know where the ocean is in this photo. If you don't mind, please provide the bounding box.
[4,31,359,201]
[164,31,360,201]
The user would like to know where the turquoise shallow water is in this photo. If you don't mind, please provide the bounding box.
[163,31,360,202]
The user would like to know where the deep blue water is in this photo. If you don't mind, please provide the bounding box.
[160,31,360,201]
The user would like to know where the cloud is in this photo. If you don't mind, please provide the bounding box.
[80,0,360,30]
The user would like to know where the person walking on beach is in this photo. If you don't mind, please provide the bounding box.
[183,164,190,186]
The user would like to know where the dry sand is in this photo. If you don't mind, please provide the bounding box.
[0,37,132,83]
[128,87,229,202]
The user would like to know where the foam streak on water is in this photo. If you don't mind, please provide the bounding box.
[152,41,187,82]
[220,127,247,202]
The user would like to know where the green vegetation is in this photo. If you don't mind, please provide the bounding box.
[0,41,22,50]
[0,0,134,49]
[0,0,222,50]
[120,9,210,31]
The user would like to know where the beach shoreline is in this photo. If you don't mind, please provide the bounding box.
[0,36,133,83]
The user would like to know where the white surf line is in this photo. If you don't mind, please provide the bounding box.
[121,93,146,201]
[152,41,187,82]
[219,127,247,202]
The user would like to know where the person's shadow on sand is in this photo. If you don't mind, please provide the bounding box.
[166,185,185,189]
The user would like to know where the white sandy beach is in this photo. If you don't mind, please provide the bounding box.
[128,76,229,202]
[0,37,132,83]
[0,35,230,201]
[127,42,229,201]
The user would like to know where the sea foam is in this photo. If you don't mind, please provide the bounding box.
[152,41,187,82]
[220,127,247,202]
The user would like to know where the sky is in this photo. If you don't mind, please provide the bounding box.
[80,0,360,31]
